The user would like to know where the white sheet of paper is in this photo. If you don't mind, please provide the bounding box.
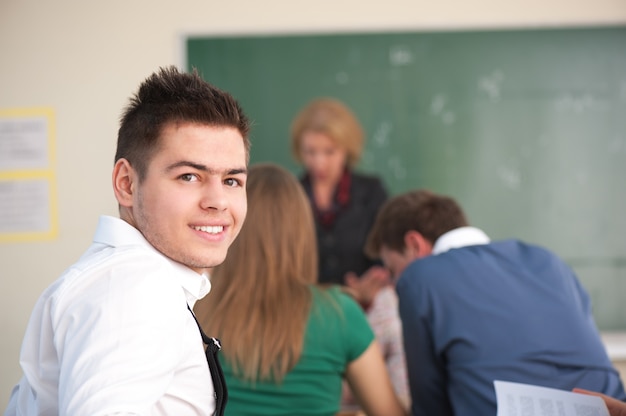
[494,380,609,416]
[0,116,50,170]
[0,179,51,233]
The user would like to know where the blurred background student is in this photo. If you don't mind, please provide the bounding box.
[193,163,407,416]
[289,98,410,409]
[365,189,626,416]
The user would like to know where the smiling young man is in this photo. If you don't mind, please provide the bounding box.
[6,67,250,415]
[366,189,626,416]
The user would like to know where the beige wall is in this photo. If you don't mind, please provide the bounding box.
[1,0,625,410]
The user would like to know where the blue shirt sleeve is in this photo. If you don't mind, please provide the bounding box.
[397,272,454,416]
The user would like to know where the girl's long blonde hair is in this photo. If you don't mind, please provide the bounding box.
[194,163,319,383]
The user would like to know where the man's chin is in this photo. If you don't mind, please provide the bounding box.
[180,255,227,274]
[202,255,228,269]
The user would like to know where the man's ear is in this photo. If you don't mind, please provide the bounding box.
[404,230,433,259]
[112,158,135,208]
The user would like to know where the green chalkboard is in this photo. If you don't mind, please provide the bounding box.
[187,27,626,330]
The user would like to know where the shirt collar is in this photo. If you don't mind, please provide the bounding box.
[432,226,491,255]
[171,261,212,308]
[93,215,212,306]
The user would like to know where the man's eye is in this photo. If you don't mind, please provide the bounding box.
[180,173,198,182]
[224,178,242,187]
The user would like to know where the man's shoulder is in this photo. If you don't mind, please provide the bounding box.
[55,240,176,301]
[399,239,566,286]
[397,254,459,289]
[487,239,564,265]
[399,240,520,278]
[437,239,556,260]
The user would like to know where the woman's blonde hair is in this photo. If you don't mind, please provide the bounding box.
[194,163,319,382]
[290,97,364,168]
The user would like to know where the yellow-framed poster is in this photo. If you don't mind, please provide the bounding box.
[0,107,57,242]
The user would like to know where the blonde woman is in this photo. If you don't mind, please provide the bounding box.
[290,97,389,296]
[291,98,410,409]
[194,163,407,416]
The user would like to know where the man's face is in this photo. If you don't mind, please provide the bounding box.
[129,122,247,274]
[380,245,417,283]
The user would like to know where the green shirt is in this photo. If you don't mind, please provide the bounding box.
[223,285,375,416]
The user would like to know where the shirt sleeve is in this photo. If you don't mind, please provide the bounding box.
[397,272,454,416]
[335,288,375,362]
[53,251,190,415]
[367,287,410,406]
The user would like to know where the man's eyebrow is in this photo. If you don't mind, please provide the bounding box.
[166,161,206,172]
[165,161,247,175]
[227,168,248,175]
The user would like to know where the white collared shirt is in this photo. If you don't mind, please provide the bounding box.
[6,216,215,415]
[432,226,491,255]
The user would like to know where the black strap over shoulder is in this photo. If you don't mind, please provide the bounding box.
[187,304,228,416]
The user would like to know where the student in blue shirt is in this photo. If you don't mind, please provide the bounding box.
[365,189,626,416]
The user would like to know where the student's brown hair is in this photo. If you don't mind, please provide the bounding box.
[115,66,251,181]
[290,97,364,168]
[194,163,318,382]
[366,189,469,257]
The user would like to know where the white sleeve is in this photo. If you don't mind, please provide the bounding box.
[53,253,188,415]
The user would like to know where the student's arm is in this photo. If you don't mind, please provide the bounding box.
[397,275,453,416]
[573,388,626,416]
[377,290,411,410]
[345,340,408,416]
